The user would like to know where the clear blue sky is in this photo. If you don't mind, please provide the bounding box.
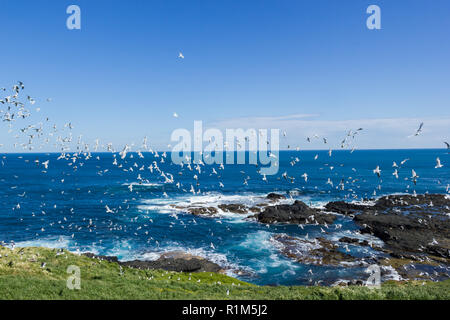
[0,0,449,151]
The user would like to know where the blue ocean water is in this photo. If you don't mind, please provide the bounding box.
[0,149,449,285]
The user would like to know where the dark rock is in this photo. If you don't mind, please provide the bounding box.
[271,234,356,266]
[348,279,365,286]
[187,207,218,216]
[82,253,119,263]
[324,201,368,215]
[338,237,370,247]
[258,200,336,225]
[266,193,287,201]
[218,203,248,214]
[121,257,221,273]
[351,194,450,261]
[374,194,450,210]
[249,206,262,213]
[322,194,450,280]
[83,251,223,273]
[339,237,359,244]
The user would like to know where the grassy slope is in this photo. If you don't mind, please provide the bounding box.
[0,246,449,300]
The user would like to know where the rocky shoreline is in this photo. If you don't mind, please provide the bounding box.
[168,192,450,282]
[82,192,449,283]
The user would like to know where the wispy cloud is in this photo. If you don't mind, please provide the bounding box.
[206,114,450,150]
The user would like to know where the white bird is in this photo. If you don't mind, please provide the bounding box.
[435,158,443,168]
[373,166,381,177]
[392,169,399,179]
[412,122,424,136]
[173,112,179,118]
[178,52,184,59]
[411,169,419,185]
[42,160,49,169]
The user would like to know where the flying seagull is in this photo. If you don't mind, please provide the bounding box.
[373,166,381,177]
[411,122,424,137]
[435,158,443,169]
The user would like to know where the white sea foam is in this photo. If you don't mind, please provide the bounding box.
[15,235,74,249]
[137,191,293,220]
[327,230,384,247]
[123,182,163,188]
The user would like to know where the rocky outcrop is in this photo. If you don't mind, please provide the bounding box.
[218,204,248,214]
[338,237,369,247]
[324,194,450,264]
[271,234,357,266]
[82,253,119,263]
[324,201,368,216]
[187,207,218,216]
[266,193,287,201]
[258,200,336,225]
[83,251,223,273]
[354,210,450,259]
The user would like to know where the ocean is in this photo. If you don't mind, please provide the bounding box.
[1,149,449,285]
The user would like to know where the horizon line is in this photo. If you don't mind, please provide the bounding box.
[1,147,448,155]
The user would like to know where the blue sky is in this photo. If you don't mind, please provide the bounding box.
[0,0,449,151]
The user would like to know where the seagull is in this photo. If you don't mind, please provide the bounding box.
[178,52,184,59]
[411,169,419,185]
[392,169,399,179]
[400,158,409,166]
[42,160,49,169]
[301,173,308,182]
[435,158,443,168]
[373,166,381,177]
[105,205,114,213]
[173,112,179,118]
[411,122,424,137]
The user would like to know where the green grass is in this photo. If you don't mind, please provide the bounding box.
[0,246,449,300]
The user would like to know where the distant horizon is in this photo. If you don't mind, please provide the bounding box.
[1,147,449,155]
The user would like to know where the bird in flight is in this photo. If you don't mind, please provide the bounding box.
[178,52,184,59]
[411,122,424,137]
[373,165,381,177]
[435,158,443,169]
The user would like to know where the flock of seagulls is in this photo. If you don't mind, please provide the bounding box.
[1,80,448,206]
[0,81,449,286]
